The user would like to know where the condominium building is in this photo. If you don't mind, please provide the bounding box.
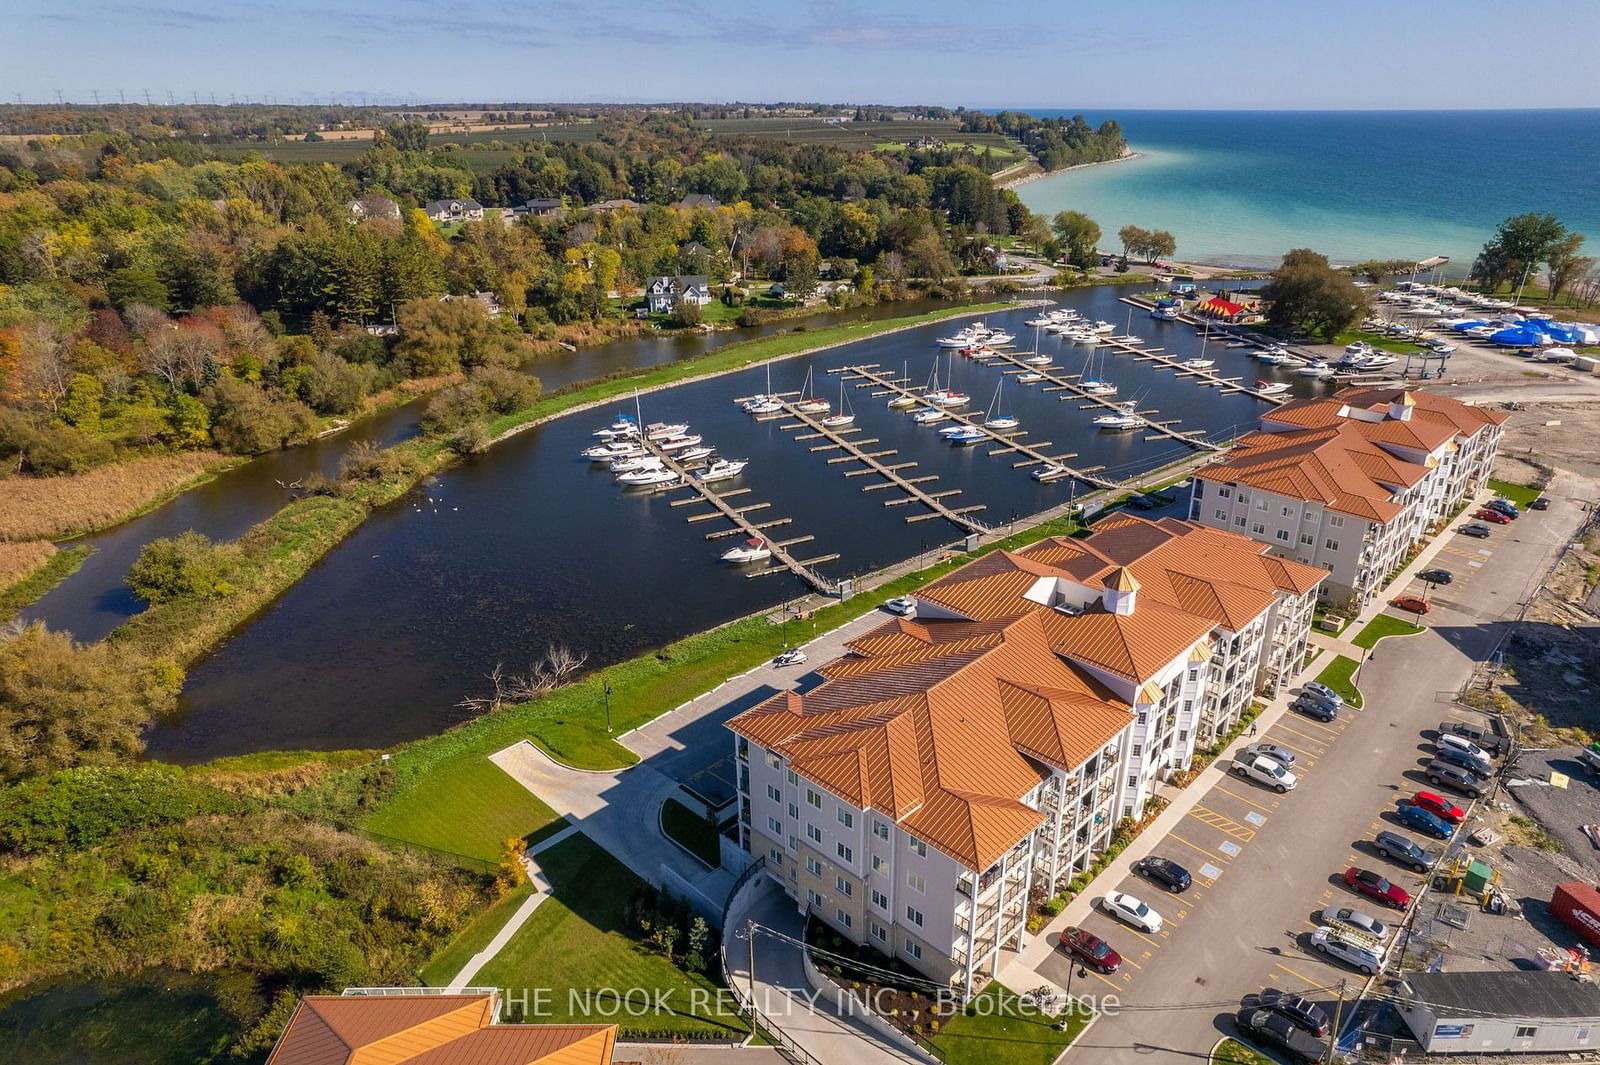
[728,515,1324,996]
[1189,387,1506,607]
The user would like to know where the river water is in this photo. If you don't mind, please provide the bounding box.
[24,302,950,644]
[146,283,1315,762]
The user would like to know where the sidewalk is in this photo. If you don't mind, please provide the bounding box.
[445,823,581,988]
[998,486,1492,994]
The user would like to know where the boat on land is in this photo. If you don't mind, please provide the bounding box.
[1255,380,1291,396]
[616,466,680,487]
[820,379,855,427]
[696,458,748,483]
[720,536,771,563]
[1093,402,1142,431]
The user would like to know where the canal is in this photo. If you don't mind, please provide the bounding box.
[147,284,1319,762]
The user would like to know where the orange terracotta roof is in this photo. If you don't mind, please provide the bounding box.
[1194,423,1428,521]
[1038,601,1214,682]
[266,995,616,1065]
[1333,386,1509,434]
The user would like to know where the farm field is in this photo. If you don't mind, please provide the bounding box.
[702,117,1019,152]
[212,122,606,169]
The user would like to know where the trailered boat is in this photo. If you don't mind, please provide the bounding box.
[720,536,771,563]
[696,458,748,483]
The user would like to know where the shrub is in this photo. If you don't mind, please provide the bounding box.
[0,765,240,855]
[421,382,487,435]
[448,422,491,455]
[470,365,541,414]
[127,530,240,604]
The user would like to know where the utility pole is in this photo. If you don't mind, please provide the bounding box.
[1326,979,1348,1064]
[746,919,757,1021]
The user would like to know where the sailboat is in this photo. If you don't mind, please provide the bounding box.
[982,380,1019,431]
[742,363,782,414]
[1079,346,1118,396]
[820,378,855,427]
[921,353,968,407]
[792,367,830,414]
[887,360,918,409]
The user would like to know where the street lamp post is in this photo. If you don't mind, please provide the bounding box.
[602,681,613,733]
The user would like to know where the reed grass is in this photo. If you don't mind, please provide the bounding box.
[0,452,230,542]
[0,542,93,622]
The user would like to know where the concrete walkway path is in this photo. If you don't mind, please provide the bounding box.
[445,823,581,989]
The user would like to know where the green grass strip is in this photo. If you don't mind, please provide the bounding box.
[930,982,1092,1065]
[661,799,722,867]
[1486,478,1542,508]
[1314,655,1365,709]
[1352,613,1424,650]
[0,545,92,625]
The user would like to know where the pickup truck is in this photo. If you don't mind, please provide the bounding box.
[1232,754,1298,793]
[1437,718,1509,757]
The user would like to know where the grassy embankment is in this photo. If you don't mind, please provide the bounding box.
[660,799,722,867]
[1352,614,1425,649]
[1314,655,1365,708]
[0,544,92,624]
[930,983,1091,1065]
[1331,328,1426,355]
[1487,478,1543,508]
[107,302,1011,672]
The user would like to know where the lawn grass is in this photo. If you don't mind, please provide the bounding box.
[1212,1037,1275,1065]
[1352,614,1425,650]
[1332,328,1425,355]
[418,880,536,987]
[473,833,749,1039]
[0,545,91,624]
[1487,478,1542,508]
[1315,655,1365,708]
[362,754,562,865]
[660,799,722,867]
[929,982,1091,1065]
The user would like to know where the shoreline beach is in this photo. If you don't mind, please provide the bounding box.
[999,146,1141,189]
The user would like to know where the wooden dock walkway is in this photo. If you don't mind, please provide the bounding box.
[837,364,1121,489]
[633,435,837,593]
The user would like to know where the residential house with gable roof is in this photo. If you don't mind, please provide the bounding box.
[728,515,1324,995]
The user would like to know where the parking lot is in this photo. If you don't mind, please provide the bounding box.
[1032,485,1589,1064]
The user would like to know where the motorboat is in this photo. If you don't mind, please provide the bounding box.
[925,390,969,407]
[1255,345,1290,361]
[1225,339,1251,348]
[1081,380,1118,396]
[592,415,639,438]
[609,454,663,473]
[1093,402,1142,430]
[1070,331,1101,346]
[583,440,644,460]
[1151,306,1181,321]
[1343,341,1375,358]
[945,426,987,445]
[616,467,680,487]
[696,458,748,483]
[720,536,771,563]
[1091,321,1117,334]
[1425,341,1456,356]
[1180,358,1214,370]
[1018,372,1045,383]
[645,422,689,440]
[1296,359,1334,378]
[656,433,704,451]
[677,445,715,462]
[911,407,949,425]
[1357,353,1397,370]
[985,332,1015,345]
[1255,380,1291,396]
[1033,463,1070,481]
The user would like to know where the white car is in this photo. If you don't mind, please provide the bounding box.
[1231,755,1298,793]
[1101,890,1163,934]
[1322,906,1390,941]
[1310,926,1382,974]
[883,596,917,617]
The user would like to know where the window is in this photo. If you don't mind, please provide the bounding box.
[1330,515,1345,528]
[767,817,783,835]
[837,809,854,829]
[1256,499,1267,511]
[1515,1026,1537,1039]
[872,855,885,873]
[806,857,822,877]
[1187,666,1199,681]
[836,876,853,897]
[907,872,926,894]
[1300,533,1314,545]
[1123,804,1134,818]
[1178,730,1188,742]
[1251,522,1265,535]
[836,909,852,929]
[908,838,926,858]
[1276,529,1290,542]
[805,788,822,809]
[872,889,889,910]
[769,849,783,866]
[836,843,854,863]
[788,802,799,820]
[806,823,823,844]
[1182,699,1193,713]
[904,941,922,960]
[1127,773,1138,788]
[1234,515,1246,527]
[786,769,798,785]
[1281,505,1294,517]
[807,889,823,908]
[765,752,780,769]
[1131,744,1142,757]
[871,922,887,943]
[1325,538,1340,551]
[873,819,890,841]
[905,906,924,927]
[789,834,798,851]
[1217,486,1231,499]
[1137,711,1147,725]
[1214,509,1228,521]
[767,784,781,802]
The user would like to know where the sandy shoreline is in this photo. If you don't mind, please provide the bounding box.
[999,147,1141,190]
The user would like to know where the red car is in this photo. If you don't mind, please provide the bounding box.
[1058,925,1121,973]
[1474,508,1512,525]
[1412,790,1466,823]
[1345,867,1411,909]
[1390,595,1431,614]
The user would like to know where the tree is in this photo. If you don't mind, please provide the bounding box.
[1259,248,1368,340]
[1545,232,1591,303]
[669,295,704,327]
[127,531,240,604]
[1147,229,1176,263]
[393,298,520,377]
[201,375,316,454]
[380,119,431,154]
[0,623,179,783]
[1051,211,1100,266]
[1117,225,1149,259]
[1471,213,1566,294]
[904,234,955,282]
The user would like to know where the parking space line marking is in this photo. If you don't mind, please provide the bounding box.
[1189,806,1258,840]
[1272,722,1330,748]
[1212,785,1277,815]
[1292,716,1343,740]
[1274,961,1329,990]
[1167,832,1228,861]
[1087,970,1122,993]
[1265,733,1320,757]
[1118,926,1164,949]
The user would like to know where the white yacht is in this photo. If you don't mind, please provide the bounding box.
[592,416,639,439]
[1180,357,1214,370]
[696,459,748,483]
[1151,306,1181,321]
[616,466,680,487]
[644,422,689,440]
[819,380,855,426]
[609,454,662,473]
[656,433,704,451]
[1032,463,1070,481]
[1255,345,1290,361]
[743,398,782,415]
[1018,371,1045,384]
[676,445,715,462]
[924,390,969,407]
[1022,352,1053,366]
[720,536,771,563]
[1091,321,1117,335]
[1296,359,1334,378]
[1255,380,1291,396]
[583,440,644,460]
[985,331,1015,346]
[911,407,949,425]
[1093,402,1142,430]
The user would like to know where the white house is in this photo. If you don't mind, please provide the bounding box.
[644,275,713,315]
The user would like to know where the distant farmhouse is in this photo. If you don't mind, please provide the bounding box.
[673,193,722,210]
[422,198,484,223]
[590,198,641,213]
[345,194,401,222]
[907,135,945,150]
[644,275,712,314]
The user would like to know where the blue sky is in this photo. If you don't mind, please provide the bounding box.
[7,0,1599,109]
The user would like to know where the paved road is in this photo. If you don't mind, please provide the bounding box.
[1010,473,1593,1064]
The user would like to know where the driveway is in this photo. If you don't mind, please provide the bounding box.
[1002,472,1595,1063]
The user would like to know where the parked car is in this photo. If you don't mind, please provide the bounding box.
[1437,719,1509,757]
[1396,802,1455,840]
[1234,1007,1328,1063]
[1345,867,1411,909]
[1390,595,1430,614]
[882,596,916,616]
[1486,499,1520,518]
[1238,742,1297,769]
[1240,987,1330,1037]
[1474,508,1512,525]
[1460,523,1492,538]
[1531,497,1550,511]
[1292,695,1339,722]
[1232,754,1298,793]
[1310,925,1384,974]
[1417,568,1454,585]
[773,648,807,666]
[1410,791,1465,823]
[1057,926,1121,973]
[1374,831,1438,873]
[1436,732,1493,765]
[1133,856,1192,893]
[1101,890,1164,933]
[1425,758,1487,798]
[1303,682,1344,707]
[1322,906,1390,940]
[1433,743,1493,778]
